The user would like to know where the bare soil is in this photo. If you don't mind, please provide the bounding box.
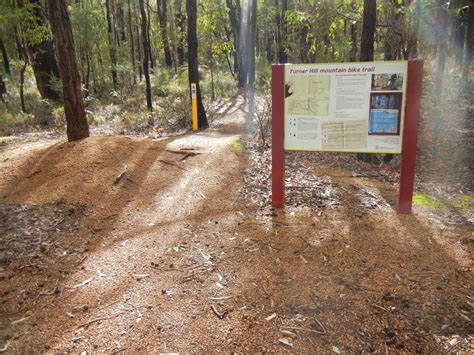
[0,96,472,353]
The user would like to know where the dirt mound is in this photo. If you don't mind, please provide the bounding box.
[0,136,181,208]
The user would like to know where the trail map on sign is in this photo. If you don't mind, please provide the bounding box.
[287,75,330,116]
[284,62,408,153]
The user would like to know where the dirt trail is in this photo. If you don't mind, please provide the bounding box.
[0,96,473,353]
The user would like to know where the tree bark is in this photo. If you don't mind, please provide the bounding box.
[360,0,376,61]
[47,0,89,141]
[226,0,244,87]
[139,0,153,110]
[186,0,208,129]
[127,0,137,85]
[146,1,155,70]
[118,0,127,43]
[105,0,118,90]
[434,0,448,96]
[248,0,257,120]
[20,60,27,112]
[358,0,377,163]
[27,0,61,101]
[384,0,404,61]
[276,0,288,63]
[157,0,173,67]
[406,0,420,59]
[175,0,185,65]
[0,36,11,75]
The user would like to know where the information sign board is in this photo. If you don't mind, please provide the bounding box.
[284,62,408,153]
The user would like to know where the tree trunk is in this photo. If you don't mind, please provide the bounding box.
[47,0,89,141]
[186,0,208,129]
[157,0,173,67]
[136,22,143,81]
[360,0,376,62]
[128,0,137,85]
[175,0,185,66]
[105,0,118,90]
[358,0,377,163]
[26,0,61,101]
[139,0,153,110]
[0,75,6,100]
[226,0,243,87]
[384,0,404,61]
[276,0,288,63]
[20,60,27,112]
[118,0,126,43]
[210,49,215,101]
[0,36,11,75]
[146,1,155,70]
[406,0,420,59]
[248,0,257,120]
[434,0,448,96]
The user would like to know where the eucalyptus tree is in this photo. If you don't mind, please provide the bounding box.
[47,0,89,141]
[187,0,208,128]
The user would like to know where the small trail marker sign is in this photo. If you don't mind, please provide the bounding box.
[191,83,198,131]
[272,60,423,214]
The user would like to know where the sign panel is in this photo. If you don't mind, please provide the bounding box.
[284,61,408,153]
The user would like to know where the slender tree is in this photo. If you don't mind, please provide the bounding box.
[157,0,173,67]
[26,0,61,101]
[360,0,376,61]
[105,0,118,90]
[47,0,89,141]
[434,0,448,96]
[175,0,185,66]
[358,0,376,163]
[139,0,152,110]
[127,0,137,85]
[276,0,288,63]
[226,0,243,86]
[186,0,208,129]
[0,36,11,75]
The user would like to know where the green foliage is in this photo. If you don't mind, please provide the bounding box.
[228,139,243,153]
[412,194,443,210]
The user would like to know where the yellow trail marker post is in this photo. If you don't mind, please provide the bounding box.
[191,83,198,131]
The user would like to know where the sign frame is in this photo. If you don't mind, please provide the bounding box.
[271,60,424,214]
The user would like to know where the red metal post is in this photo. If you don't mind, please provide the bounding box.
[272,65,285,208]
[398,59,424,214]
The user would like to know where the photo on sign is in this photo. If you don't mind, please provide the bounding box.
[371,73,403,91]
[368,93,402,135]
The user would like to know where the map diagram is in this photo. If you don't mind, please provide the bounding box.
[286,75,330,116]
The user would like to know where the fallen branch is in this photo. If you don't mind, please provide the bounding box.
[158,159,190,172]
[211,305,227,319]
[113,166,127,185]
[281,324,326,335]
[78,316,107,329]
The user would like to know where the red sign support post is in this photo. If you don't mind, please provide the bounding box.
[271,64,285,208]
[271,60,423,214]
[398,59,424,214]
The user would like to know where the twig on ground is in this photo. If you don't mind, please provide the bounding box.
[211,305,227,319]
[78,317,107,329]
[281,325,326,335]
[158,159,190,171]
[113,166,127,185]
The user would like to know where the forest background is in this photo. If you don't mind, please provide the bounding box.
[0,0,472,186]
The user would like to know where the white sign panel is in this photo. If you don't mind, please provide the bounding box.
[284,61,408,153]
